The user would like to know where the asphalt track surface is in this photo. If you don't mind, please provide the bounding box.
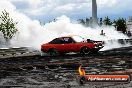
[0,46,132,87]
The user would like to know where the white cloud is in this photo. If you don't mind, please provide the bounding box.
[97,0,132,15]
[0,0,16,12]
[5,0,132,21]
[55,4,76,12]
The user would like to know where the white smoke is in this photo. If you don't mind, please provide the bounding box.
[43,15,130,50]
[12,15,129,50]
[0,0,130,50]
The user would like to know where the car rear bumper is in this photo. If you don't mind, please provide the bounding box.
[91,46,104,52]
[94,45,104,50]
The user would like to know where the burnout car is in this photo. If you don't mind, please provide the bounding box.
[41,35,104,56]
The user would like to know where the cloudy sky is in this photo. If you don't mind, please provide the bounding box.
[1,0,132,22]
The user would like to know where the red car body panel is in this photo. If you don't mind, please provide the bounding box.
[41,36,104,54]
[41,42,95,53]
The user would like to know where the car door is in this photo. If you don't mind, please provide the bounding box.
[61,37,77,52]
[48,38,65,52]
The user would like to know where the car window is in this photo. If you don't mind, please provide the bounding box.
[49,38,63,44]
[72,36,84,42]
[49,37,75,44]
[62,37,75,44]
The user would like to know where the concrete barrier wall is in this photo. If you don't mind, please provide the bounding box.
[118,39,132,44]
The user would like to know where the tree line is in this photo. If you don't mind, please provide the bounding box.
[78,16,129,35]
[0,10,18,45]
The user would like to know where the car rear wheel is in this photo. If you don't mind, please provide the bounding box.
[49,48,58,56]
[80,47,90,55]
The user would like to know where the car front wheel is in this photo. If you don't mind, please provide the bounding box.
[80,47,90,55]
[49,48,58,56]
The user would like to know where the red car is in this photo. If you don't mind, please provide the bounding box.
[41,35,104,56]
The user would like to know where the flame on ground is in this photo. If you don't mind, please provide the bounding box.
[78,66,86,76]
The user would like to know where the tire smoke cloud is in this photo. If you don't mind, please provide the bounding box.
[0,0,130,50]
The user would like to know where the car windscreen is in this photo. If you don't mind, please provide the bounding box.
[72,36,84,42]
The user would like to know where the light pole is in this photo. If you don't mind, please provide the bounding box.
[92,0,98,25]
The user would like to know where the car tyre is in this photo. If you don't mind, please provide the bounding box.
[49,48,58,56]
[80,47,90,55]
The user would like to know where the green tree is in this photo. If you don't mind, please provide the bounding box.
[113,19,116,28]
[103,16,112,26]
[78,19,85,26]
[85,18,89,26]
[0,10,18,43]
[114,18,127,34]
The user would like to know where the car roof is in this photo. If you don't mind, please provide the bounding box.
[59,35,79,38]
